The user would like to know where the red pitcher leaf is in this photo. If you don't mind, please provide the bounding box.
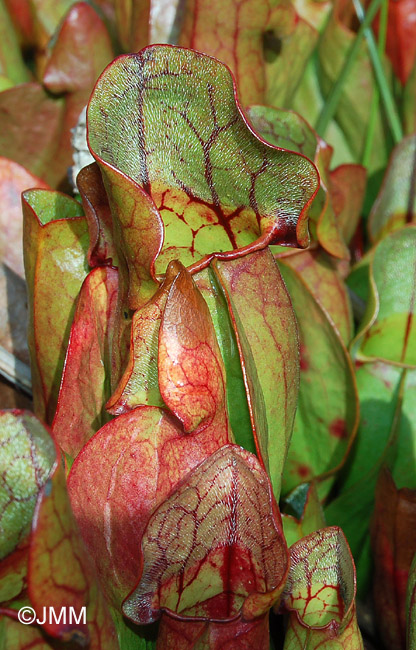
[42,2,114,95]
[275,247,353,344]
[28,444,118,647]
[0,84,67,188]
[277,262,358,496]
[368,135,416,244]
[329,164,366,246]
[28,460,89,642]
[157,610,270,650]
[0,410,55,562]
[22,189,90,423]
[371,468,416,650]
[123,445,288,624]
[374,0,416,86]
[77,162,118,268]
[194,267,255,455]
[107,265,177,415]
[87,45,319,278]
[159,263,227,433]
[52,266,118,458]
[407,553,416,650]
[0,157,49,278]
[68,407,231,606]
[281,527,363,648]
[4,0,35,46]
[177,0,315,107]
[282,483,326,548]
[29,0,79,57]
[352,225,416,368]
[213,248,299,499]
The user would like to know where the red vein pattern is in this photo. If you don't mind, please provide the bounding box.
[87,45,318,288]
[123,445,288,625]
[281,527,363,649]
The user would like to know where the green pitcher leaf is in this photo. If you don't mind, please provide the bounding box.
[247,104,350,260]
[0,157,50,279]
[52,266,118,458]
[282,482,326,547]
[281,527,363,649]
[106,266,174,415]
[368,135,416,243]
[325,364,416,595]
[0,411,55,561]
[274,247,353,344]
[352,226,416,368]
[214,248,299,499]
[87,45,319,300]
[22,189,90,423]
[277,261,358,497]
[123,445,288,624]
[194,266,254,454]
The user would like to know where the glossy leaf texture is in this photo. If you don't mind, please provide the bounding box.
[282,483,326,548]
[368,135,416,243]
[123,445,289,624]
[213,248,299,499]
[352,226,416,368]
[325,364,416,595]
[277,261,358,496]
[371,469,416,650]
[247,104,359,261]
[280,527,363,649]
[176,0,317,108]
[22,189,90,423]
[0,410,118,647]
[52,266,118,458]
[68,264,232,606]
[87,44,319,309]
